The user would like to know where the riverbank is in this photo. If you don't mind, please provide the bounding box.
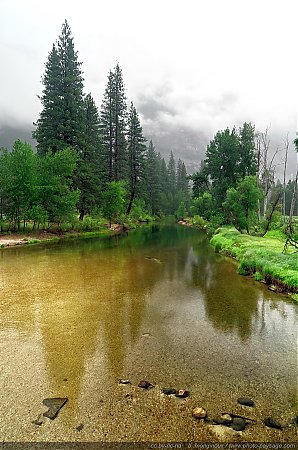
[210,227,298,298]
[0,224,124,249]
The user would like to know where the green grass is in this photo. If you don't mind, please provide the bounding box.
[210,226,298,292]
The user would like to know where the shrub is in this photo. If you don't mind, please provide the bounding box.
[254,271,263,281]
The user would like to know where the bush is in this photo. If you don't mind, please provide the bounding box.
[192,215,207,229]
[254,271,263,281]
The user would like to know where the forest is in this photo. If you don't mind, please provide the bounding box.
[0,20,297,248]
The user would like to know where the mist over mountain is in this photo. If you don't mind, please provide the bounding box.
[0,124,36,151]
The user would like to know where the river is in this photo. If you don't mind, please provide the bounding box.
[0,224,297,443]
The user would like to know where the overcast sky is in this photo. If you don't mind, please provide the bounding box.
[0,0,297,174]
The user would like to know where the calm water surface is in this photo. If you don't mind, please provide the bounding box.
[0,225,297,442]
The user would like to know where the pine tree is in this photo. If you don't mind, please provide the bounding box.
[239,122,257,178]
[167,151,176,189]
[126,102,146,214]
[143,141,161,215]
[33,20,84,154]
[176,159,189,197]
[100,64,127,182]
[76,93,103,220]
[167,151,178,213]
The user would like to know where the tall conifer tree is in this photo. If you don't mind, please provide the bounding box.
[143,141,161,215]
[100,64,127,182]
[76,93,103,219]
[126,102,146,214]
[33,20,84,154]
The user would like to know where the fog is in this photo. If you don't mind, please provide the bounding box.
[0,0,296,175]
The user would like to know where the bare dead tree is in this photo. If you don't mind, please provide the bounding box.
[282,133,289,218]
[283,138,298,252]
[255,126,282,219]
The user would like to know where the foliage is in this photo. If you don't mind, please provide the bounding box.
[190,192,217,221]
[192,123,257,209]
[223,176,262,234]
[176,201,186,220]
[101,181,127,227]
[37,148,79,225]
[191,215,207,229]
[2,140,37,230]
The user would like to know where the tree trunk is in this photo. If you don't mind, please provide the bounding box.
[261,191,282,237]
[79,208,84,221]
[126,187,135,215]
[287,168,298,233]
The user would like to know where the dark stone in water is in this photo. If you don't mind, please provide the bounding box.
[162,388,177,395]
[76,423,84,431]
[291,415,298,427]
[175,389,189,398]
[264,417,282,429]
[231,417,246,431]
[237,397,255,407]
[138,380,154,389]
[42,397,68,420]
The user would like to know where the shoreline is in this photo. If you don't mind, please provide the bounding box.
[177,221,298,299]
[0,224,125,249]
[209,227,298,299]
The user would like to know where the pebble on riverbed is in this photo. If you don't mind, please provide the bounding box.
[213,414,233,425]
[231,417,246,431]
[138,380,154,389]
[162,388,177,395]
[175,389,190,398]
[192,407,207,419]
[264,417,283,429]
[237,397,255,407]
[119,379,131,385]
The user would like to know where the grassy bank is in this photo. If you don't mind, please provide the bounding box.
[210,227,298,296]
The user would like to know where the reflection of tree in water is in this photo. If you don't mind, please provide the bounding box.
[37,237,167,419]
[189,242,259,341]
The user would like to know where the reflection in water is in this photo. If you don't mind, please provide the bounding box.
[188,241,258,340]
[0,225,297,439]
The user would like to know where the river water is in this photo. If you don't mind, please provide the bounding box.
[0,225,297,443]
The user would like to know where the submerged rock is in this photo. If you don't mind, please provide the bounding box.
[119,379,131,385]
[237,397,255,407]
[42,397,68,420]
[32,413,44,426]
[145,256,162,264]
[162,388,177,395]
[213,414,233,425]
[192,406,207,419]
[175,389,189,398]
[208,424,239,439]
[231,417,246,431]
[268,285,277,292]
[138,380,154,389]
[76,423,84,431]
[291,415,298,427]
[264,417,283,429]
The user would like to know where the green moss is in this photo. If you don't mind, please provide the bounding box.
[210,226,298,292]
